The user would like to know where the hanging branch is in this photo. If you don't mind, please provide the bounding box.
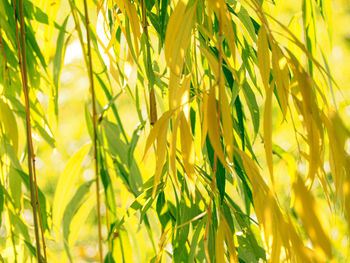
[82,0,103,261]
[204,10,223,263]
[141,0,157,125]
[16,0,46,262]
[0,28,8,86]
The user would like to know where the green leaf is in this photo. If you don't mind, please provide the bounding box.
[15,168,49,231]
[216,159,226,204]
[233,3,257,42]
[52,143,91,238]
[103,121,142,194]
[23,239,45,261]
[9,166,22,210]
[0,184,3,226]
[234,95,245,149]
[33,120,56,147]
[85,103,94,140]
[242,81,260,139]
[9,210,30,241]
[53,15,70,118]
[63,181,92,261]
[25,25,47,69]
[68,191,96,246]
[156,191,171,228]
[128,124,142,167]
[104,252,116,263]
[188,217,205,263]
[23,0,49,24]
[0,98,18,154]
[100,153,117,221]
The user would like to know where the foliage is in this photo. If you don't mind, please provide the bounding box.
[0,0,350,262]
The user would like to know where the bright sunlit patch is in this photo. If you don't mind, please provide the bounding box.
[60,70,74,84]
[32,132,41,142]
[345,138,350,155]
[324,161,330,173]
[124,61,132,79]
[279,57,287,70]
[23,209,33,225]
[234,2,241,13]
[331,227,339,239]
[235,231,243,236]
[64,40,84,65]
[44,124,54,138]
[332,46,343,61]
[297,162,307,174]
[36,91,48,105]
[85,245,97,258]
[35,157,44,169]
[341,236,349,248]
[280,141,292,151]
[345,105,350,116]
[83,169,94,181]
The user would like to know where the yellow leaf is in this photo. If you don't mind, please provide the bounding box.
[180,112,196,196]
[322,111,350,231]
[199,46,220,77]
[235,147,323,261]
[169,73,191,177]
[164,0,188,66]
[201,47,234,162]
[152,120,169,198]
[201,91,209,148]
[69,191,95,246]
[143,110,173,161]
[52,143,91,239]
[125,1,141,56]
[168,71,181,110]
[164,0,195,75]
[271,42,289,118]
[215,219,225,263]
[264,81,274,184]
[219,81,234,163]
[114,0,141,56]
[221,215,238,263]
[233,147,278,255]
[207,0,235,61]
[257,26,270,91]
[169,113,180,176]
[288,51,322,185]
[0,98,18,155]
[169,73,191,111]
[207,86,227,168]
[293,175,332,258]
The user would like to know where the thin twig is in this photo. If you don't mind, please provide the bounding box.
[204,10,224,262]
[82,0,103,261]
[16,0,44,261]
[32,165,47,261]
[0,28,8,86]
[11,0,23,82]
[142,0,157,125]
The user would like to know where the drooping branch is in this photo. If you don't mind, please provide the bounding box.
[82,0,104,261]
[142,0,157,125]
[16,0,46,261]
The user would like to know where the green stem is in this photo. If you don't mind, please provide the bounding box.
[82,1,103,261]
[0,140,18,263]
[0,28,8,87]
[142,0,157,125]
[16,0,45,261]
